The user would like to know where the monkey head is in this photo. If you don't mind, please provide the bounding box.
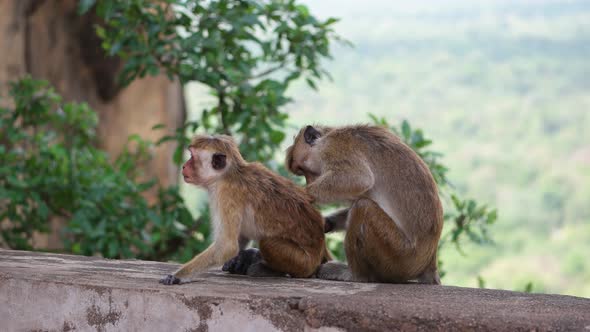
[286,125,328,184]
[182,135,244,187]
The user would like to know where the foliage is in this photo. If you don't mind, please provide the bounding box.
[0,77,205,262]
[85,0,342,163]
[82,0,344,262]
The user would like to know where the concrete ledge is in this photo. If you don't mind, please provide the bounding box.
[0,249,589,332]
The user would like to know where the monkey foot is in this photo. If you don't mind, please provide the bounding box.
[159,274,181,285]
[222,248,262,275]
[315,262,355,282]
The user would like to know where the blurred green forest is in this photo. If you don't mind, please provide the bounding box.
[188,0,590,296]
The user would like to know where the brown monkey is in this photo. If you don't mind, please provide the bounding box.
[286,125,443,284]
[160,134,329,285]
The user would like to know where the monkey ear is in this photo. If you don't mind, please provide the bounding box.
[304,125,321,145]
[211,153,227,170]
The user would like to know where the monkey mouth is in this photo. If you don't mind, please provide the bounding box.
[293,168,305,176]
[291,164,319,183]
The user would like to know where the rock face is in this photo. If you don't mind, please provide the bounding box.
[1,250,589,332]
[0,0,184,194]
[0,1,185,248]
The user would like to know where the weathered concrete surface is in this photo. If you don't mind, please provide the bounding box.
[0,250,589,332]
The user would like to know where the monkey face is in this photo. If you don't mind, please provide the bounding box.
[182,148,227,187]
[286,125,323,184]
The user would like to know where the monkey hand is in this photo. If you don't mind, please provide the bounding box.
[159,274,181,285]
[305,185,320,204]
[222,248,262,275]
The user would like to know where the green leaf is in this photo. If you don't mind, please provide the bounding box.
[109,42,122,56]
[38,201,50,219]
[173,146,185,166]
[477,275,486,288]
[523,282,534,293]
[451,194,463,210]
[401,120,411,139]
[78,0,96,14]
[322,17,340,27]
[148,65,160,76]
[486,210,498,224]
[107,241,119,258]
[269,130,286,144]
[137,179,157,192]
[295,5,310,17]
[156,135,176,146]
[467,200,476,215]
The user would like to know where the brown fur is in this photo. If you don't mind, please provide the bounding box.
[163,134,328,284]
[286,125,443,284]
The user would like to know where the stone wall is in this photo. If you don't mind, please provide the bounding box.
[1,249,589,331]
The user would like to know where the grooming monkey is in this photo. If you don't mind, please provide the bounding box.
[286,125,443,284]
[160,134,329,285]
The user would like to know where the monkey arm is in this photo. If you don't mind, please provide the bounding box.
[307,160,375,204]
[172,238,239,279]
[324,208,350,232]
[169,211,241,281]
[173,242,225,278]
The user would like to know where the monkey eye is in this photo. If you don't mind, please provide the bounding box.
[211,153,227,170]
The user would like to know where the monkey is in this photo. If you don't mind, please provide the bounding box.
[285,124,443,285]
[160,134,329,285]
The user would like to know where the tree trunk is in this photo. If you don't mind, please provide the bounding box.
[0,0,185,248]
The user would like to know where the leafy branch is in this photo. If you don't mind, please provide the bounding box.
[0,77,206,261]
[88,0,343,162]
